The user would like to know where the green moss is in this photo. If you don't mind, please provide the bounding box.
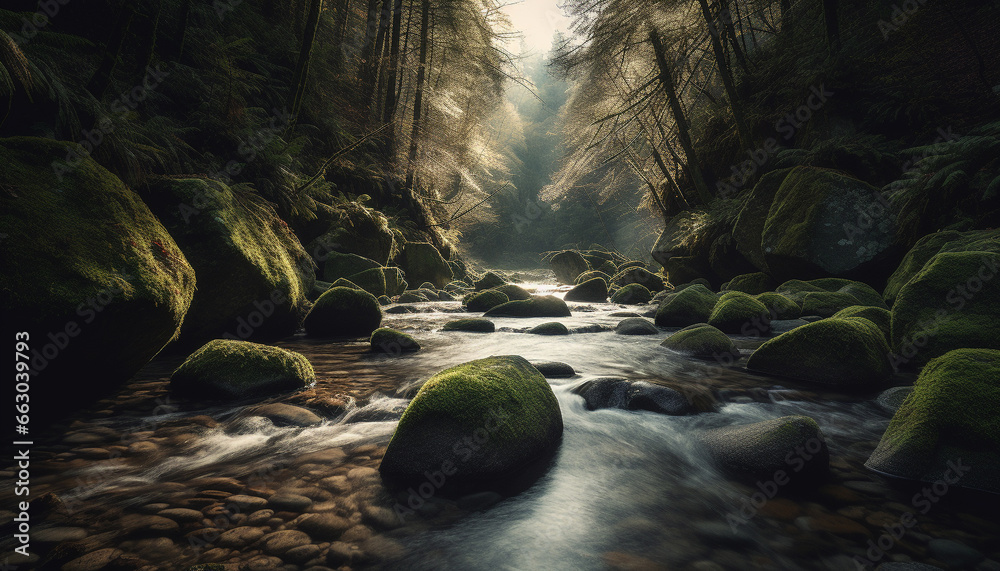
[890,251,1000,366]
[833,305,891,341]
[724,272,777,295]
[474,271,508,291]
[485,295,572,317]
[382,267,408,296]
[866,349,1000,492]
[398,291,430,303]
[446,280,473,292]
[465,290,509,312]
[331,277,361,290]
[380,356,563,483]
[654,284,719,327]
[395,242,453,288]
[491,283,532,301]
[322,252,380,282]
[0,137,196,398]
[609,283,652,304]
[442,318,496,332]
[884,229,1000,307]
[595,260,619,276]
[755,292,801,319]
[370,327,420,353]
[528,322,569,335]
[304,286,382,337]
[661,323,739,359]
[346,267,387,296]
[170,339,314,400]
[565,277,610,302]
[732,168,794,271]
[801,291,861,317]
[708,291,771,334]
[611,267,665,292]
[574,270,611,284]
[145,176,314,342]
[746,317,891,388]
[550,250,591,284]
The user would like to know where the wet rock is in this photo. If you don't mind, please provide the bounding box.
[442,318,495,332]
[572,377,693,415]
[550,250,591,284]
[395,242,453,289]
[370,327,421,354]
[614,317,659,335]
[121,514,180,536]
[283,543,321,564]
[661,323,739,360]
[216,526,267,549]
[874,386,913,414]
[157,508,204,524]
[485,295,571,318]
[528,322,569,335]
[268,494,313,512]
[326,541,365,566]
[247,403,322,427]
[530,361,576,378]
[564,277,609,302]
[297,513,351,540]
[62,548,124,571]
[654,285,719,327]
[227,495,269,512]
[698,415,829,485]
[465,289,509,312]
[262,529,311,555]
[170,339,315,401]
[341,524,374,542]
[32,527,88,544]
[707,291,772,335]
[609,283,652,305]
[304,286,383,337]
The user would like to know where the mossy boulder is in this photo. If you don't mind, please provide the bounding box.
[345,267,386,297]
[474,271,508,291]
[398,291,430,303]
[595,260,619,276]
[610,283,652,305]
[169,339,314,400]
[465,290,509,312]
[413,287,439,300]
[883,229,1000,307]
[866,349,1000,493]
[303,287,383,337]
[615,317,659,335]
[446,280,473,292]
[661,324,739,359]
[611,267,665,292]
[305,201,397,264]
[395,242,453,289]
[801,291,862,317]
[370,328,420,354]
[778,278,886,310]
[0,137,197,423]
[708,291,772,335]
[331,277,361,290]
[322,252,380,283]
[491,283,532,301]
[382,267,408,296]
[746,317,892,388]
[574,270,612,285]
[698,415,829,484]
[550,250,591,284]
[442,318,496,332]
[732,168,794,271]
[485,295,572,318]
[761,166,895,280]
[146,176,314,342]
[834,305,891,341]
[528,322,569,335]
[724,272,777,296]
[755,292,801,320]
[379,356,563,488]
[654,284,719,327]
[564,277,609,302]
[890,251,1000,367]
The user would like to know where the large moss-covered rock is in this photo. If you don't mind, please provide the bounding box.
[611,267,665,292]
[304,287,382,337]
[322,252,380,283]
[474,271,508,291]
[382,267,408,296]
[305,201,397,264]
[464,290,509,312]
[746,318,892,388]
[801,291,862,317]
[528,322,569,335]
[761,167,895,280]
[146,177,314,342]
[732,168,794,271]
[755,292,801,320]
[883,229,1000,307]
[485,295,571,318]
[866,349,1000,493]
[564,277,609,302]
[833,305,891,341]
[395,242,453,289]
[345,267,386,297]
[615,317,659,335]
[170,339,314,400]
[890,251,1000,367]
[0,137,197,423]
[379,356,563,488]
[550,250,591,284]
[574,270,611,285]
[651,209,709,267]
[610,283,652,304]
[661,323,739,359]
[708,291,772,335]
[491,284,532,301]
[724,272,777,296]
[442,318,495,332]
[370,327,420,354]
[654,284,719,327]
[778,278,886,309]
[698,415,829,484]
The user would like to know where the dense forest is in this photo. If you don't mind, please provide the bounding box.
[3,0,1000,569]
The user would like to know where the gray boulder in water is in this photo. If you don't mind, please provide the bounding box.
[572,377,693,415]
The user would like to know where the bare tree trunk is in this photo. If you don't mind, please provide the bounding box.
[331,0,351,71]
[697,0,752,150]
[86,6,135,100]
[160,0,191,61]
[823,0,840,51]
[648,26,712,204]
[288,0,324,123]
[382,0,404,125]
[404,0,431,193]
[363,0,392,115]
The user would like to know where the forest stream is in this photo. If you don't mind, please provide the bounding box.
[8,271,999,571]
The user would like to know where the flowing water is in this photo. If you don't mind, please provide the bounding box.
[5,271,999,571]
